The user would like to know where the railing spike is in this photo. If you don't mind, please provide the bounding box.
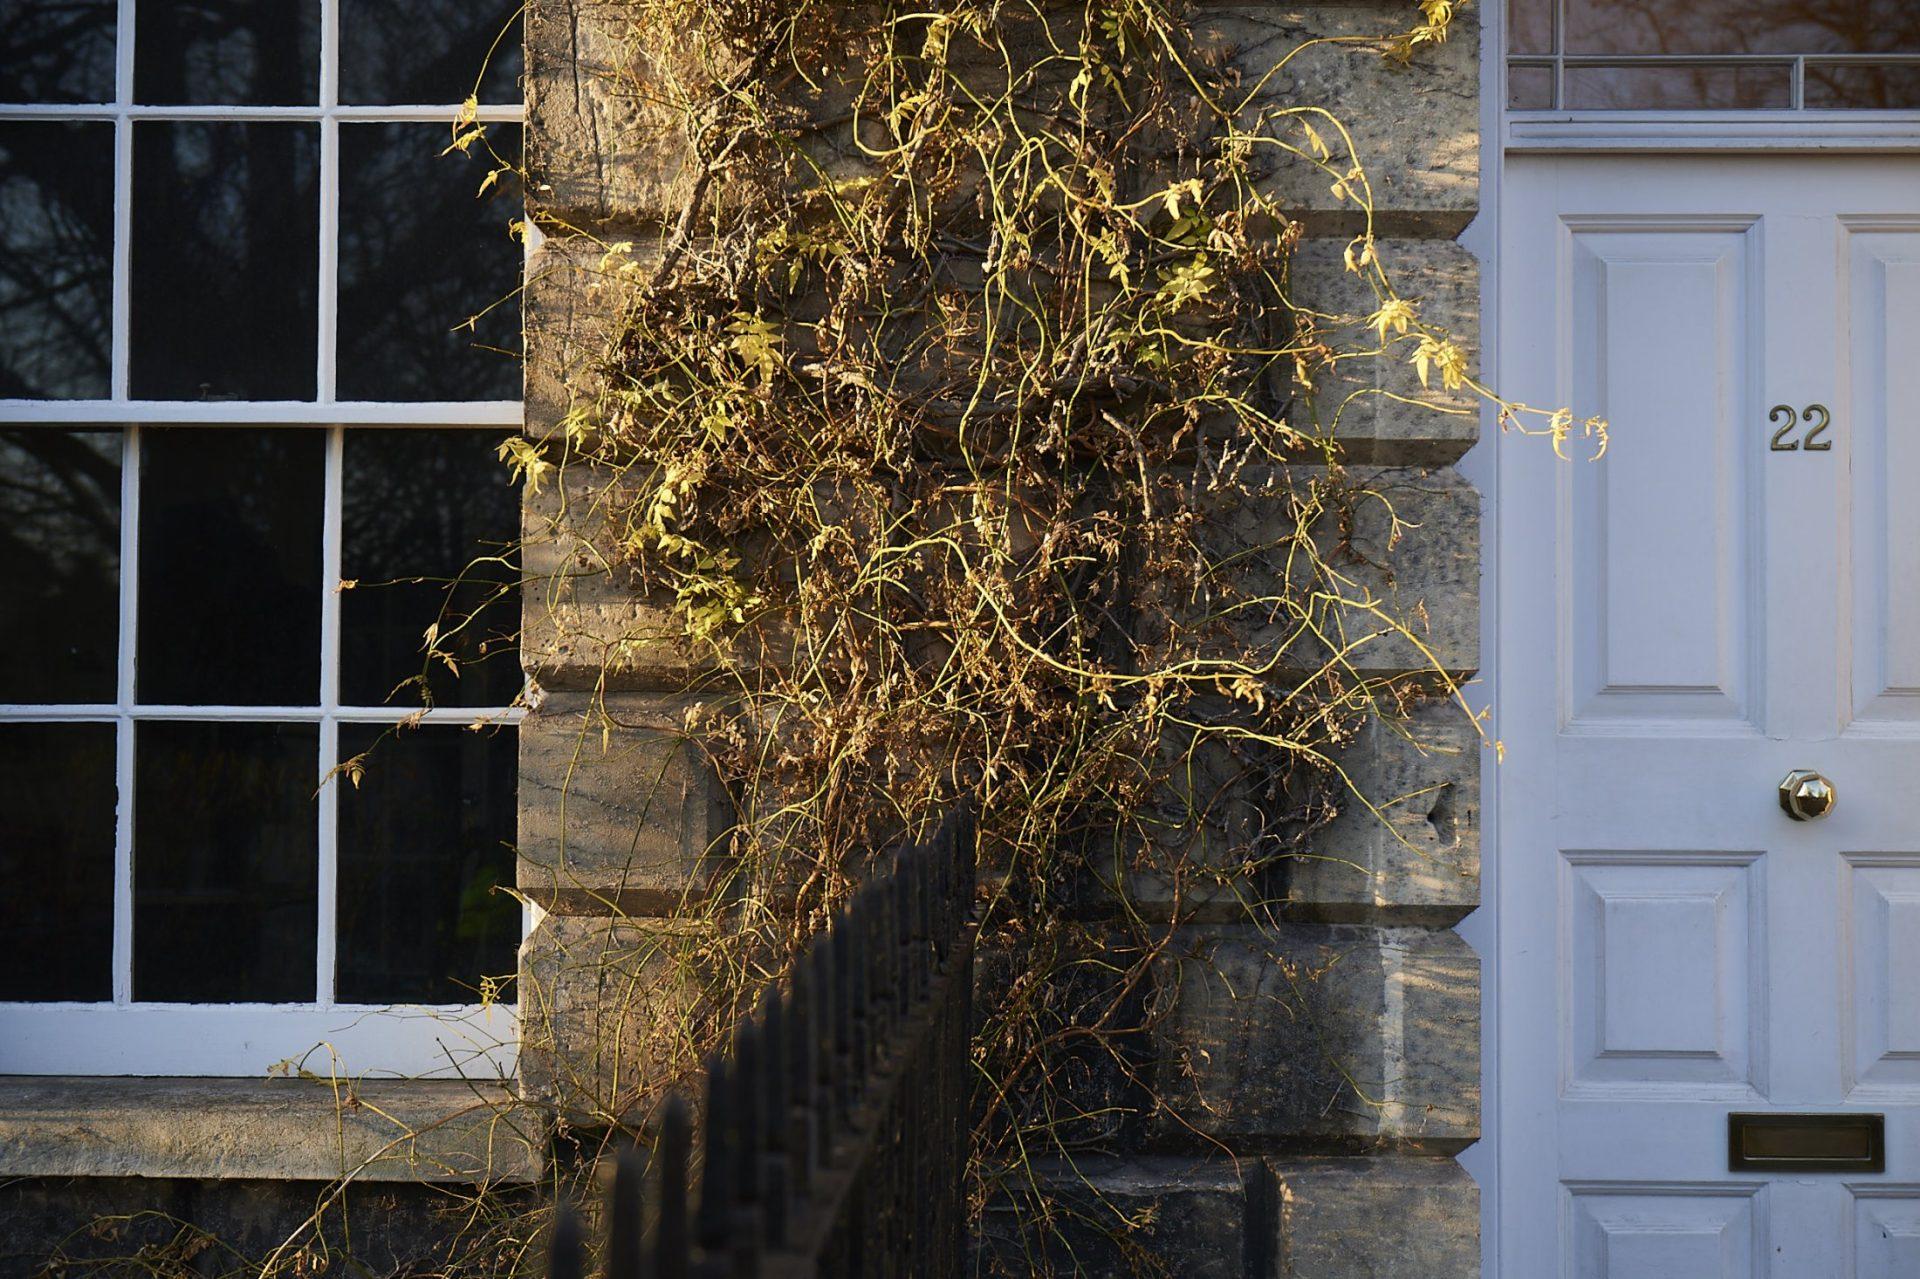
[608,1141,646,1279]
[550,1201,585,1279]
[656,1095,692,1279]
[759,987,791,1249]
[696,1052,735,1253]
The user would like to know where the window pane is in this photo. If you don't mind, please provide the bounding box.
[0,0,117,104]
[1509,64,1556,109]
[336,724,517,1004]
[134,0,321,105]
[0,428,120,703]
[1510,0,1554,56]
[130,122,320,401]
[1807,62,1920,108]
[1564,63,1793,110]
[138,428,324,706]
[134,720,318,1003]
[340,0,523,105]
[337,124,522,402]
[1566,0,1920,55]
[0,122,113,399]
[341,429,520,709]
[0,723,116,1001]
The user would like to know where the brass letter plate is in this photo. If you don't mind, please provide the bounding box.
[1728,1112,1884,1173]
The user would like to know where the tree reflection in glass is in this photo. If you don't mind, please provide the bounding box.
[0,123,113,399]
[0,428,120,703]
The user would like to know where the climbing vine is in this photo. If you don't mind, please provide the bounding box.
[38,1,1608,1275]
[503,0,1598,1272]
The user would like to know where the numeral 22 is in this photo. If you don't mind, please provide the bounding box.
[1770,404,1833,452]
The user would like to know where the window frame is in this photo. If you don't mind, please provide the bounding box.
[0,0,528,1078]
[1503,1,1920,152]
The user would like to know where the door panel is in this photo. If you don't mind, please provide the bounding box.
[1565,851,1764,1093]
[1847,226,1920,732]
[1568,222,1760,729]
[1567,1186,1764,1279]
[1500,156,1920,1278]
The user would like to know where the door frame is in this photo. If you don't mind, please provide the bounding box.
[1472,10,1920,1278]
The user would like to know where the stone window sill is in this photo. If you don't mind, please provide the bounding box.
[0,1076,545,1184]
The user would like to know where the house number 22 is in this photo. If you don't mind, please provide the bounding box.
[1769,404,1834,452]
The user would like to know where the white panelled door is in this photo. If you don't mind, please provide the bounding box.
[1499,155,1920,1277]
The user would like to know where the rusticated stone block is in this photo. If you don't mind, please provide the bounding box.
[516,913,713,1120]
[1269,1156,1478,1278]
[518,691,731,914]
[1182,465,1479,679]
[523,236,623,439]
[1286,697,1480,923]
[519,457,701,690]
[0,1077,541,1184]
[1202,4,1478,234]
[1147,924,1476,1146]
[526,0,694,230]
[975,1156,1260,1279]
[1292,238,1481,464]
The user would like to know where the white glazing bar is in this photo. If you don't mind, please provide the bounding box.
[318,0,340,403]
[0,104,526,121]
[0,704,524,722]
[111,425,141,1005]
[109,0,136,400]
[0,402,525,425]
[316,426,345,1005]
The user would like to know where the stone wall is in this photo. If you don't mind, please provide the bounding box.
[518,2,1482,1273]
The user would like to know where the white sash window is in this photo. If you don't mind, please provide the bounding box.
[0,0,527,1077]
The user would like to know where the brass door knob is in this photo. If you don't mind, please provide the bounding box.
[1779,769,1836,822]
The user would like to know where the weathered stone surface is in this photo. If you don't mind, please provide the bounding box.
[1187,465,1479,679]
[1293,238,1481,464]
[526,0,692,230]
[520,460,697,691]
[975,1156,1259,1279]
[1148,924,1476,1146]
[0,1078,540,1183]
[523,236,622,440]
[1269,1156,1478,1277]
[519,691,731,913]
[1286,697,1479,923]
[517,914,712,1119]
[1205,4,1479,234]
[0,1176,500,1279]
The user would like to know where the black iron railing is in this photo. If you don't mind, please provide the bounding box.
[552,810,977,1279]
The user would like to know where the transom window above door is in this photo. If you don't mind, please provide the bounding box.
[1509,0,1920,111]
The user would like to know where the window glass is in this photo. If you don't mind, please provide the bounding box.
[0,723,116,1002]
[0,0,118,105]
[1564,0,1919,56]
[341,428,520,708]
[1512,0,1920,110]
[1807,63,1920,108]
[1565,63,1794,110]
[0,122,114,399]
[0,0,525,1043]
[1508,64,1556,110]
[1509,0,1553,56]
[338,124,523,402]
[335,724,517,1004]
[134,0,322,106]
[339,0,523,105]
[131,122,320,401]
[134,720,319,1003]
[0,428,120,703]
[138,428,325,706]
